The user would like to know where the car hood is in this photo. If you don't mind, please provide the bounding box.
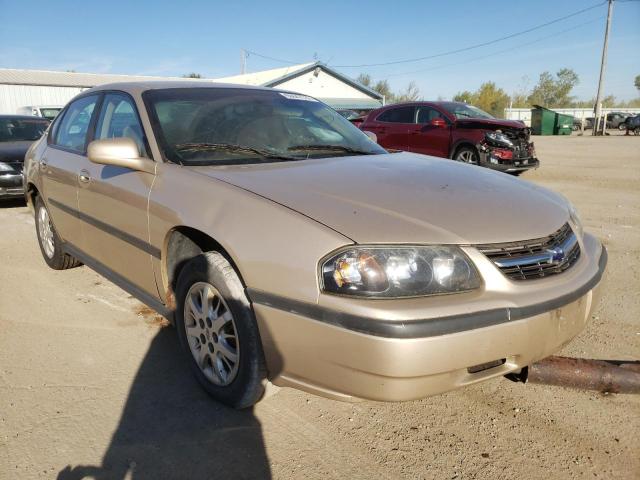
[191,152,569,245]
[0,141,33,163]
[456,118,528,131]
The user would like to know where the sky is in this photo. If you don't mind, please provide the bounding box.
[1,0,639,101]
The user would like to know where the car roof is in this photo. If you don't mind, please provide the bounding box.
[84,80,281,97]
[374,101,468,110]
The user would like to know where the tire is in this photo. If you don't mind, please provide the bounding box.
[635,127,640,136]
[454,146,479,164]
[175,252,267,408]
[34,196,81,270]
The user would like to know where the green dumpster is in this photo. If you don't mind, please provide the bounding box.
[554,113,573,135]
[530,105,557,135]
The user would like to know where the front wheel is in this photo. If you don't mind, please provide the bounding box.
[34,196,81,270]
[454,146,479,164]
[175,252,267,408]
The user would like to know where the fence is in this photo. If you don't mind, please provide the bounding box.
[504,107,638,127]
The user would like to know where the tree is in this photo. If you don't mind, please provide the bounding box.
[527,69,579,107]
[183,73,203,78]
[510,93,529,108]
[356,73,372,87]
[635,74,640,92]
[453,91,474,104]
[372,79,394,100]
[357,73,421,103]
[453,82,510,117]
[395,81,421,102]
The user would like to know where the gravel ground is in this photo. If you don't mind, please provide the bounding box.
[1,134,638,479]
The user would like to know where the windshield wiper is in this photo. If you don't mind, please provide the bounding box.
[175,143,299,162]
[288,144,377,155]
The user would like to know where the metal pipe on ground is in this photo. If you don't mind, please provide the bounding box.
[506,356,640,394]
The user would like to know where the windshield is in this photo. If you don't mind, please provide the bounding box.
[39,108,62,120]
[440,102,494,120]
[144,88,386,165]
[0,118,49,142]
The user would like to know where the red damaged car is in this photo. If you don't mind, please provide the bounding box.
[358,101,539,175]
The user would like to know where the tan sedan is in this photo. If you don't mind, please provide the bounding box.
[24,82,606,408]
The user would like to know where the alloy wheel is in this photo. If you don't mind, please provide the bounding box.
[183,282,240,386]
[38,206,55,258]
[456,150,477,164]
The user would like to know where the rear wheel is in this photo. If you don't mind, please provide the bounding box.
[34,196,81,270]
[175,252,267,408]
[454,146,479,164]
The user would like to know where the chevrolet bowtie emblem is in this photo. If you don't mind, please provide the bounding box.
[546,246,565,265]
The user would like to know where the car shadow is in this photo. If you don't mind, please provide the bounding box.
[0,198,26,208]
[57,326,273,480]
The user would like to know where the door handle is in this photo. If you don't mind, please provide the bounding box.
[78,170,91,184]
[40,157,48,167]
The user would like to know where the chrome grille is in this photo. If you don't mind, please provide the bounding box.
[476,223,580,281]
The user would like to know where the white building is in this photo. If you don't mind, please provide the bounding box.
[0,62,383,115]
[214,62,384,110]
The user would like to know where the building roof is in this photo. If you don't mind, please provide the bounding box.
[0,68,209,88]
[0,62,384,109]
[213,63,316,86]
[215,62,383,101]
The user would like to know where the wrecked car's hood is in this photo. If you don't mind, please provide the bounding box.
[192,152,569,245]
[456,118,528,131]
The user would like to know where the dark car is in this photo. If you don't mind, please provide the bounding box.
[584,112,632,131]
[623,115,640,135]
[0,115,49,199]
[358,101,539,174]
[607,112,630,130]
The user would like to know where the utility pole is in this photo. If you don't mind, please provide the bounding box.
[593,0,614,136]
[240,49,247,74]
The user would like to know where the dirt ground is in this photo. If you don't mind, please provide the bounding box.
[1,133,638,480]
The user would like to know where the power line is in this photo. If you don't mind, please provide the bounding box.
[243,49,302,65]
[332,1,606,68]
[380,16,605,80]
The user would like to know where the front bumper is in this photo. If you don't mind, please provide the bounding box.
[479,154,540,173]
[0,173,24,198]
[250,235,606,402]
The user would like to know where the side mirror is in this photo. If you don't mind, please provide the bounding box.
[363,130,378,143]
[87,137,155,174]
[430,118,447,128]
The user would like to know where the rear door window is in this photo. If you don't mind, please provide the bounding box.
[53,95,99,152]
[376,106,416,123]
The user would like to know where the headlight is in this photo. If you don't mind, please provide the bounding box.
[0,162,14,172]
[568,204,583,239]
[320,246,481,298]
[485,131,514,148]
